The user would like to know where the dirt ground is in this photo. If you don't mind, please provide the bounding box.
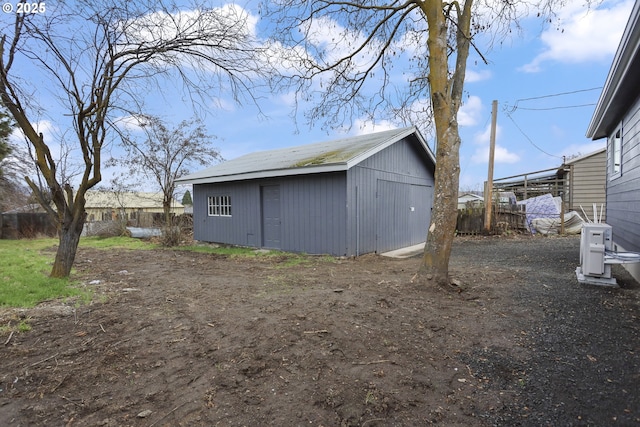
[1,235,639,426]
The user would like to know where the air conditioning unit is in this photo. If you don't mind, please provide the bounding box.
[576,223,640,287]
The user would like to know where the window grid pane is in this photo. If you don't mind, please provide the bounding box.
[207,195,232,217]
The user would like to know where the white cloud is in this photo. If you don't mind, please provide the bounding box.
[471,144,521,164]
[114,115,147,132]
[493,145,521,164]
[10,120,59,147]
[458,96,483,127]
[351,119,397,135]
[465,69,492,83]
[118,4,267,78]
[211,98,237,112]
[521,0,634,72]
[8,120,83,181]
[472,121,497,145]
[263,39,312,75]
[277,91,298,108]
[470,124,520,164]
[124,4,259,44]
[300,15,383,73]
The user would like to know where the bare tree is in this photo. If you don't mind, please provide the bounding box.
[261,0,597,286]
[0,106,10,165]
[109,115,221,244]
[0,0,268,277]
[0,104,24,211]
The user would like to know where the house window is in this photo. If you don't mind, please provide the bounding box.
[610,127,622,178]
[208,195,232,217]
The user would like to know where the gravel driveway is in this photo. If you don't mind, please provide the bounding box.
[452,235,640,426]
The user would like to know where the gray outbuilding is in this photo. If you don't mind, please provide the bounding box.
[176,126,436,256]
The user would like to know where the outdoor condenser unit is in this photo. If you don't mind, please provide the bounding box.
[576,223,640,287]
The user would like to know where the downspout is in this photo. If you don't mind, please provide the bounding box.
[355,185,359,256]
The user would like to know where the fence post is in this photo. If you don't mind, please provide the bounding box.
[560,195,565,235]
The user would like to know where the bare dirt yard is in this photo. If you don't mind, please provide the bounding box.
[1,235,639,426]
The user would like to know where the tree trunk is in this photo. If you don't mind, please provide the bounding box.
[163,200,172,228]
[50,214,85,278]
[415,0,471,287]
[418,127,461,286]
[161,194,179,247]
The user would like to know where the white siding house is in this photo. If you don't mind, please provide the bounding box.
[563,148,607,222]
[586,1,640,282]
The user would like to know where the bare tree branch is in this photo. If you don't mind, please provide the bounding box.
[0,0,269,277]
[108,115,220,245]
[261,0,600,285]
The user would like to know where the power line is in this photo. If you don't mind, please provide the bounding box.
[505,87,602,113]
[514,103,596,111]
[514,87,602,102]
[499,88,601,158]
[504,110,563,160]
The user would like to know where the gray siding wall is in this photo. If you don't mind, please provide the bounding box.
[193,181,260,246]
[607,93,640,252]
[346,136,435,255]
[278,173,347,255]
[193,172,348,255]
[192,135,435,256]
[568,150,606,221]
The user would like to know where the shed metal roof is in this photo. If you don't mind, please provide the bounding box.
[563,146,606,165]
[177,126,434,185]
[587,1,640,140]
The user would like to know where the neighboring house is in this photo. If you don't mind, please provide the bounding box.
[457,193,484,210]
[493,167,565,202]
[84,191,185,222]
[562,148,607,222]
[176,127,436,256]
[492,147,606,220]
[586,0,640,281]
[457,192,516,210]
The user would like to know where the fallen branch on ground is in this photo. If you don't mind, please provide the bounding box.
[352,359,391,365]
[4,331,14,345]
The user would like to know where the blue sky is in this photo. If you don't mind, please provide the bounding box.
[178,0,634,192]
[454,0,634,190]
[3,0,634,194]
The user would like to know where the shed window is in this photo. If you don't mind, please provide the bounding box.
[610,127,622,179]
[208,195,232,217]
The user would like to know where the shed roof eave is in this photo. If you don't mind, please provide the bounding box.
[176,164,348,185]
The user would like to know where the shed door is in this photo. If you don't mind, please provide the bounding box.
[376,180,431,253]
[261,185,281,249]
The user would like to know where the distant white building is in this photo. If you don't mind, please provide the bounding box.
[84,191,184,222]
[457,193,484,210]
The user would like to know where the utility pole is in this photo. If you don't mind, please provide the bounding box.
[484,100,498,232]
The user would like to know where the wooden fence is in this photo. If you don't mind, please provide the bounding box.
[0,212,57,239]
[456,204,527,235]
